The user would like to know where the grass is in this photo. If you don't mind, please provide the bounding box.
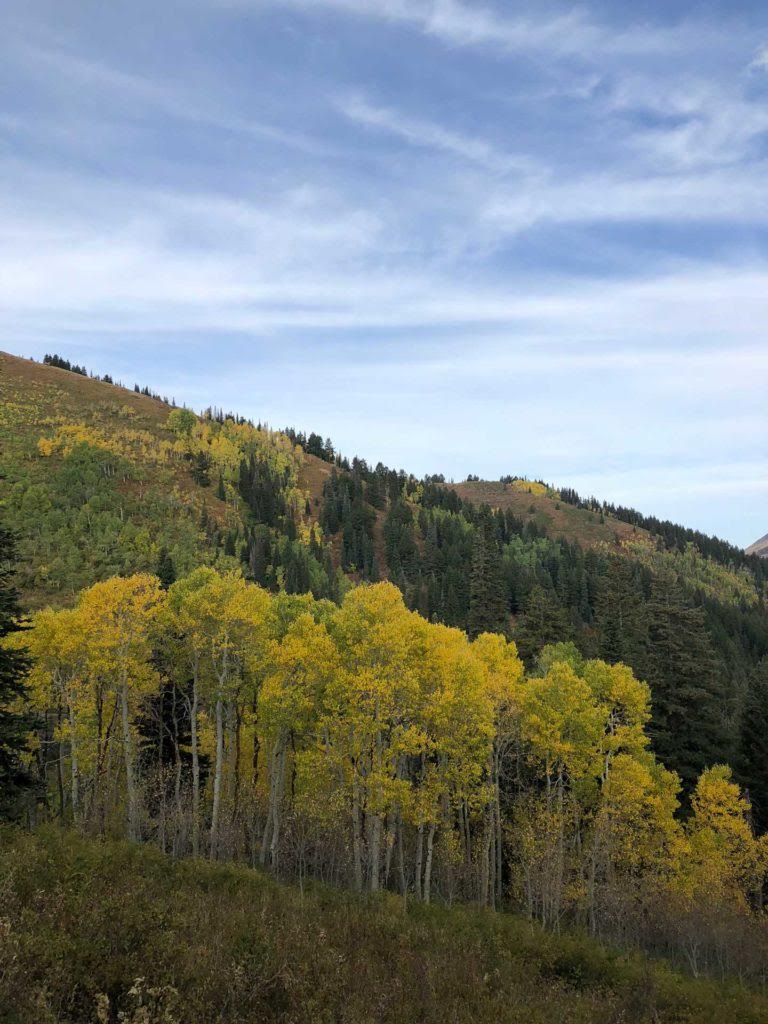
[449,478,646,551]
[1,828,767,1023]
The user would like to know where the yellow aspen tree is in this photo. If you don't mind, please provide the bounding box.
[24,607,91,824]
[258,610,339,870]
[472,632,525,906]
[328,583,423,893]
[77,574,165,842]
[167,568,271,858]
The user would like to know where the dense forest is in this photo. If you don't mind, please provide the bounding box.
[2,350,768,1011]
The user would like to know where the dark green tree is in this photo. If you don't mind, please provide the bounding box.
[515,584,572,664]
[156,546,176,589]
[646,573,732,794]
[738,657,768,834]
[0,525,33,818]
[595,555,649,675]
[467,508,507,638]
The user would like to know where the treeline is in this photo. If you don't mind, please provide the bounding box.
[42,353,88,376]
[315,479,768,823]
[40,352,177,404]
[559,486,768,581]
[7,564,768,985]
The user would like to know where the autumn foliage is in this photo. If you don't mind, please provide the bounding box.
[13,571,768,985]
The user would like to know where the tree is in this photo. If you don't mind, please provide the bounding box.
[467,509,507,638]
[515,585,572,664]
[738,658,768,834]
[156,546,176,589]
[77,575,166,841]
[167,568,271,858]
[0,525,33,818]
[595,556,649,675]
[646,573,731,794]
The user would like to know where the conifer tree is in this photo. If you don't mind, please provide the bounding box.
[515,584,573,664]
[595,556,649,675]
[467,509,507,638]
[0,525,33,818]
[156,546,176,589]
[646,572,731,793]
[738,657,768,833]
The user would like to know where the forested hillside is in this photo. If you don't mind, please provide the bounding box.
[2,349,768,1013]
[2,349,768,817]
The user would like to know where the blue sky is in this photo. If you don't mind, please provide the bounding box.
[2,0,767,546]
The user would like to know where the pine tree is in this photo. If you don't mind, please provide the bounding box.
[595,555,649,675]
[738,657,768,833]
[0,525,33,818]
[646,572,732,794]
[515,584,572,663]
[156,546,176,589]
[467,509,507,638]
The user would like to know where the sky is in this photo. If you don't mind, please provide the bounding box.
[2,0,767,547]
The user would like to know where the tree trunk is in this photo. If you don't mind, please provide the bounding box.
[423,823,436,903]
[351,774,364,893]
[68,701,80,826]
[209,691,224,859]
[369,813,382,893]
[120,678,139,842]
[414,823,424,901]
[190,669,200,857]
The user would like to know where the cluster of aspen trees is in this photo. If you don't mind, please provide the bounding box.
[18,569,768,977]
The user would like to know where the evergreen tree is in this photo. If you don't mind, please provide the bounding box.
[515,583,572,664]
[156,546,176,589]
[738,657,768,834]
[467,509,507,638]
[646,573,732,794]
[0,525,33,818]
[595,556,649,674]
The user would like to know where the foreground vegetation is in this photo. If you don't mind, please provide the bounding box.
[10,568,768,987]
[2,827,768,1024]
[3,350,768,1014]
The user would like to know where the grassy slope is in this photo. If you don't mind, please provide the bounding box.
[1,828,766,1024]
[0,348,757,602]
[448,479,650,552]
[0,351,336,607]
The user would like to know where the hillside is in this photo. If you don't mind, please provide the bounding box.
[449,477,650,550]
[747,533,768,558]
[2,348,768,810]
[0,350,336,609]
[2,828,767,1024]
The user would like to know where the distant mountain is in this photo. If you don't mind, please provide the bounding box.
[747,533,768,557]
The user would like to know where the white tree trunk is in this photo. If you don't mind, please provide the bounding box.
[120,678,139,842]
[209,691,224,859]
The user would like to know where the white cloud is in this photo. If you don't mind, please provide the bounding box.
[248,0,684,59]
[338,95,536,174]
[748,42,768,71]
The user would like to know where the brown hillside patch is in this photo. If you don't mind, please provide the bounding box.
[448,480,649,551]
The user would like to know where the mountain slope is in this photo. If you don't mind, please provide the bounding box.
[448,478,650,550]
[3,348,768,808]
[746,532,768,557]
[0,350,335,608]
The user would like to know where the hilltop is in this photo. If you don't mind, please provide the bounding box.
[449,477,649,550]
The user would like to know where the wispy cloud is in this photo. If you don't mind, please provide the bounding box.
[2,0,768,544]
[250,0,685,59]
[337,95,536,174]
